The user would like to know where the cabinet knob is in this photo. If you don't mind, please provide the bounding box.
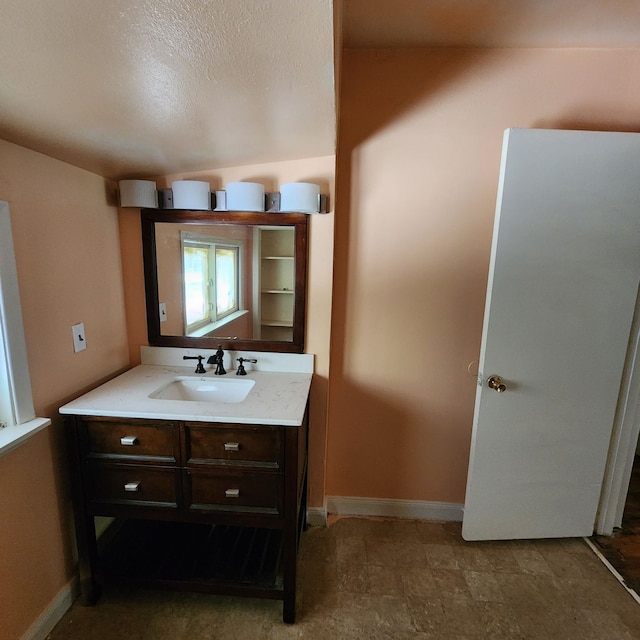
[124,482,140,492]
[224,442,240,452]
[225,488,240,498]
[120,436,138,446]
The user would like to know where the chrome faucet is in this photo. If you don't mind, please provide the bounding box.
[207,345,226,375]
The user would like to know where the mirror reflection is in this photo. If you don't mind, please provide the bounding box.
[142,210,308,354]
[156,223,295,341]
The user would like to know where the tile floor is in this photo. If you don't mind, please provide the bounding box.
[47,517,640,640]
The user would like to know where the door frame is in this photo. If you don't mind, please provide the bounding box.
[597,288,640,535]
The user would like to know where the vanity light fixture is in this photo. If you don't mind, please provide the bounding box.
[171,180,211,210]
[118,180,158,208]
[225,182,265,212]
[118,178,327,213]
[279,182,321,213]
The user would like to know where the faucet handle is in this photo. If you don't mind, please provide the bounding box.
[236,357,257,376]
[183,355,206,374]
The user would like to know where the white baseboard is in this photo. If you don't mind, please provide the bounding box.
[21,577,79,640]
[326,496,464,522]
[306,506,328,526]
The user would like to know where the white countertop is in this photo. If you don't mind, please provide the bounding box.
[59,365,312,426]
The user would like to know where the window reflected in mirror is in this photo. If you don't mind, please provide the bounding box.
[181,232,244,336]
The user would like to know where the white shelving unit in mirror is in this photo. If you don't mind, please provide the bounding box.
[254,227,295,342]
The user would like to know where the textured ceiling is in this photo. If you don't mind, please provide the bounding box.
[1,1,639,181]
[0,0,336,179]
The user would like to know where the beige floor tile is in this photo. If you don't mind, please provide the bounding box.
[300,528,336,563]
[327,593,417,638]
[579,608,640,640]
[366,563,405,596]
[365,539,426,567]
[439,596,486,636]
[337,535,367,564]
[401,567,438,598]
[336,562,370,593]
[405,595,446,636]
[475,601,526,639]
[454,544,496,572]
[301,556,338,591]
[463,570,506,602]
[424,543,461,569]
[415,520,464,545]
[475,544,523,573]
[539,546,594,578]
[510,548,555,575]
[46,516,640,640]
[498,573,562,609]
[431,568,473,601]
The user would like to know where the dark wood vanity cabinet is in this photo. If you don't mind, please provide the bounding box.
[64,414,308,623]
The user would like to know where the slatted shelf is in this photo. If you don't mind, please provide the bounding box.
[99,520,284,593]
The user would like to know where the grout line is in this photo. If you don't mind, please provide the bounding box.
[583,536,640,605]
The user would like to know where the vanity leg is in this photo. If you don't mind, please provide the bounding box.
[64,416,101,604]
[300,467,309,534]
[282,426,303,623]
[282,506,298,624]
[76,513,101,605]
[283,593,296,624]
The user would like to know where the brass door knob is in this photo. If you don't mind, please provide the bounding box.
[487,375,506,393]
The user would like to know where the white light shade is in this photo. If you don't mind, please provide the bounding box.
[225,182,265,212]
[172,180,211,210]
[280,182,320,213]
[119,180,158,208]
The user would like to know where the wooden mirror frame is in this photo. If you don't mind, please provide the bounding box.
[142,209,308,353]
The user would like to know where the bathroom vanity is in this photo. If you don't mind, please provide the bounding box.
[61,362,311,623]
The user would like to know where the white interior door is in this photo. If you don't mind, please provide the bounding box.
[463,128,640,541]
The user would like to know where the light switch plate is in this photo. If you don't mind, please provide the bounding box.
[72,322,87,353]
[159,302,167,323]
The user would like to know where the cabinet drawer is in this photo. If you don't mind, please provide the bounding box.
[186,469,281,514]
[185,423,282,467]
[86,462,179,508]
[84,419,176,461]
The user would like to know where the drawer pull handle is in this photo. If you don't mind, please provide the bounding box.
[225,488,240,498]
[224,442,240,452]
[120,436,138,446]
[124,482,140,492]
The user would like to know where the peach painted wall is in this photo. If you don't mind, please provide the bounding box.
[119,156,335,507]
[327,47,640,504]
[0,140,129,638]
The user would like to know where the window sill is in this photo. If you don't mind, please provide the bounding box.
[187,309,249,338]
[0,417,51,458]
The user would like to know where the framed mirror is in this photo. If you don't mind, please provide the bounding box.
[142,209,308,353]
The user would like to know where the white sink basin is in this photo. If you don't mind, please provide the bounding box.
[149,376,255,404]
